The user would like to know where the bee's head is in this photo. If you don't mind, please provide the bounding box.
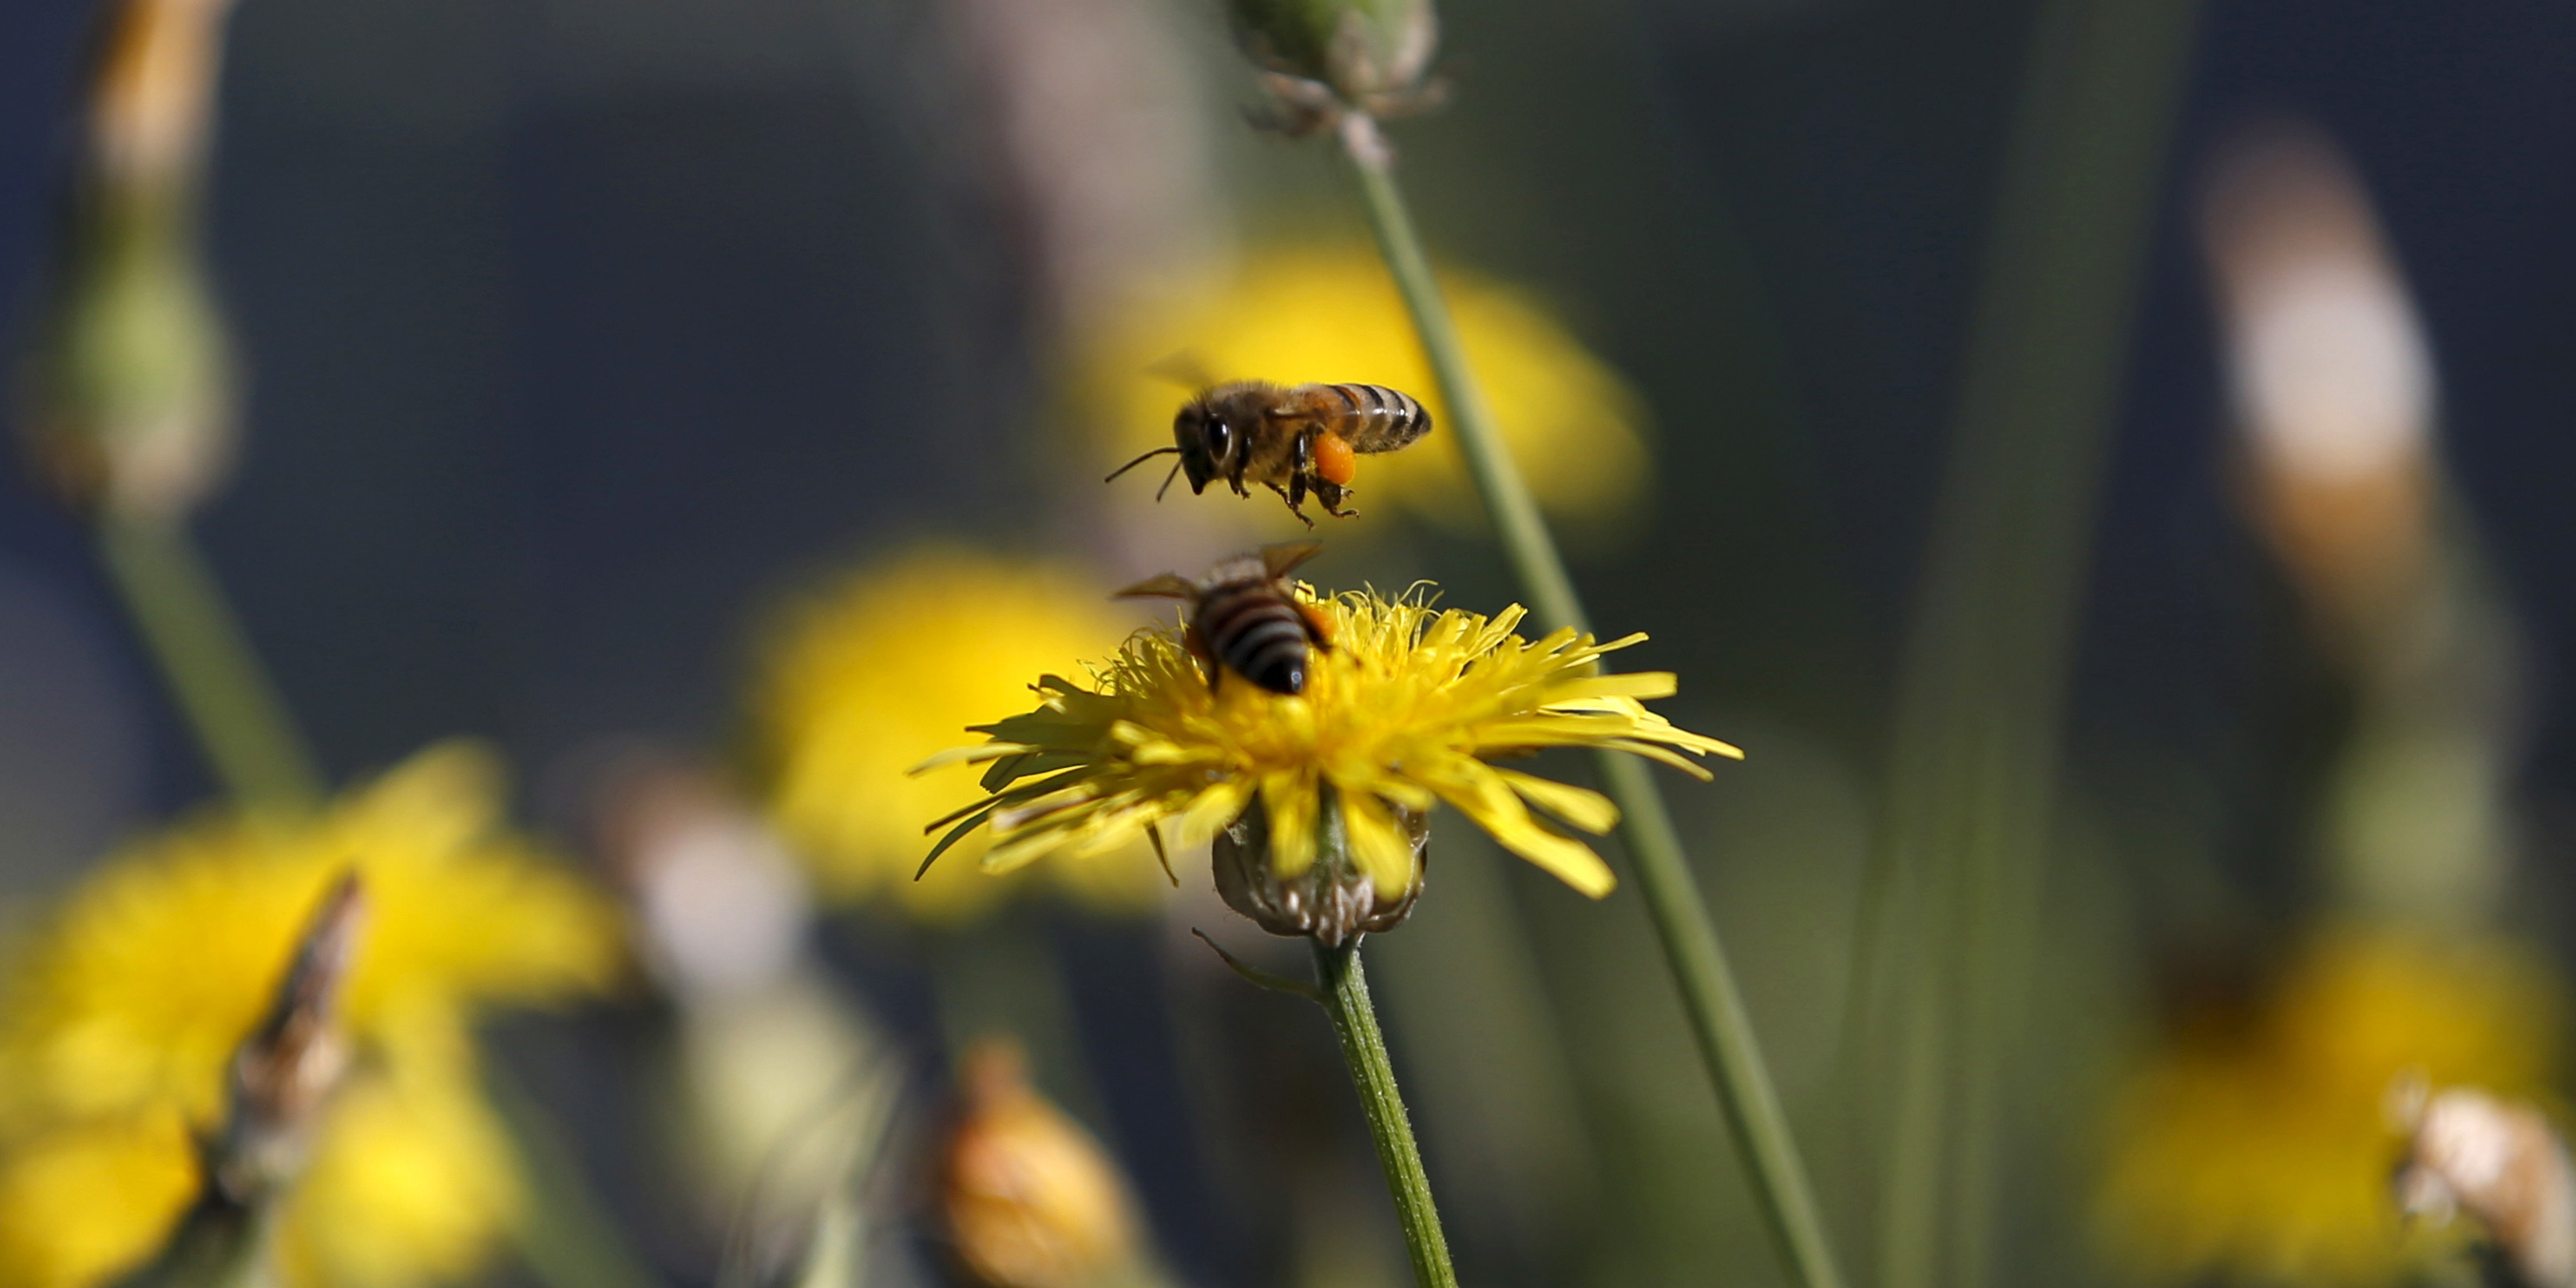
[1174,400,1240,494]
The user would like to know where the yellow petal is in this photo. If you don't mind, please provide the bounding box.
[1338,789,1420,901]
[1599,738,1724,777]
[1261,770,1320,878]
[984,823,1079,873]
[1430,762,1617,897]
[1366,774,1438,813]
[1541,671,1678,703]
[991,782,1101,834]
[1493,769,1621,834]
[1177,779,1252,847]
[1064,812,1150,860]
[1489,824,1616,898]
[911,742,1041,774]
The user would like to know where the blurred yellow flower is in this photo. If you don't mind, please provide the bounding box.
[1080,246,1650,532]
[2096,926,2563,1286]
[0,742,622,1288]
[920,585,1740,902]
[754,547,1171,923]
[276,1069,521,1288]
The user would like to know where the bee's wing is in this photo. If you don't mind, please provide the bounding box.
[1260,539,1325,580]
[1112,573,1199,600]
[1144,350,1216,390]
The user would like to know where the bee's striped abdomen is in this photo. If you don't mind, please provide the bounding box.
[1318,383,1433,454]
[1196,577,1315,695]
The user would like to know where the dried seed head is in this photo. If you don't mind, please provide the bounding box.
[1212,792,1426,947]
[938,1040,1140,1288]
[1228,0,1438,126]
[2393,1082,2576,1288]
[215,871,366,1204]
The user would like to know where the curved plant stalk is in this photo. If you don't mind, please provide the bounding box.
[1335,110,1845,1288]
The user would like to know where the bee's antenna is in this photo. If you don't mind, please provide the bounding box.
[1155,459,1185,501]
[1105,446,1179,484]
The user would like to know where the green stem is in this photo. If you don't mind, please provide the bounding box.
[1859,4,2203,1287]
[1340,118,1582,633]
[96,512,324,810]
[1311,939,1457,1288]
[1340,113,1846,1288]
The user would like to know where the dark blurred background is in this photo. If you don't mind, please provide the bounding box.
[6,2,2576,1286]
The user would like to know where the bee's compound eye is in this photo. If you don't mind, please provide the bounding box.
[1208,420,1234,459]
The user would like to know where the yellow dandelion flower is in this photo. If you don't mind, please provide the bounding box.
[755,547,1171,923]
[0,742,621,1288]
[1080,246,1650,530]
[918,585,1741,906]
[2095,926,2563,1286]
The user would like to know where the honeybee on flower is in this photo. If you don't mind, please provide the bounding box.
[1111,539,1333,696]
[914,574,1739,938]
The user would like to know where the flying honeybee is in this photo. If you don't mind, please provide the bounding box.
[1104,379,1435,526]
[1115,540,1332,695]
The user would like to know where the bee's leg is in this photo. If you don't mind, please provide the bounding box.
[1290,430,1328,525]
[1316,479,1357,518]
[1286,468,1318,527]
[1268,482,1317,528]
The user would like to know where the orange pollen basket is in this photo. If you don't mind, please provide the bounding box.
[1314,434,1358,486]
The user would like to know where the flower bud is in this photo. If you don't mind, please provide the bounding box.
[18,202,237,519]
[1228,0,1437,112]
[938,1040,1140,1288]
[1212,792,1426,947]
